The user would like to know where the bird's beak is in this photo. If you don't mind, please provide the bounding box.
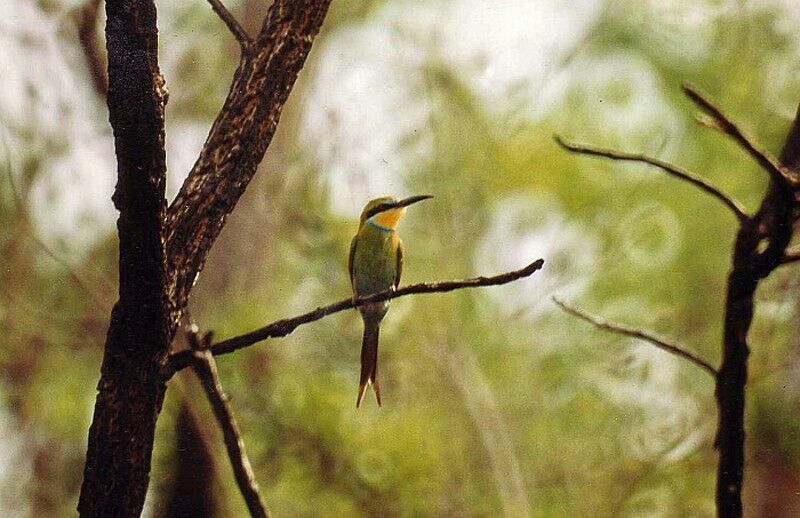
[394,194,433,209]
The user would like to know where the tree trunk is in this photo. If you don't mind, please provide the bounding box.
[77,0,170,515]
[77,1,333,515]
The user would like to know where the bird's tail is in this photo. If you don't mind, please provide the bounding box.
[356,319,382,408]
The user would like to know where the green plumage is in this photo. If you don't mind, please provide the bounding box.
[348,195,430,408]
[349,197,404,408]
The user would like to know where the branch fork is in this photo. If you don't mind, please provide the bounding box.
[556,84,800,518]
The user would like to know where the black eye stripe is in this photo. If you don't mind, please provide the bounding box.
[366,203,393,219]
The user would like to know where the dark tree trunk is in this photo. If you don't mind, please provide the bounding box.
[77,1,170,515]
[715,112,799,517]
[77,1,333,515]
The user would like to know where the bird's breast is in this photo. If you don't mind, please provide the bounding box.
[352,229,400,298]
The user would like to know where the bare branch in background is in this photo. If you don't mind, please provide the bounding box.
[72,0,107,97]
[683,84,795,190]
[554,135,749,222]
[165,259,546,378]
[206,0,252,49]
[552,297,718,377]
[188,332,268,518]
[557,85,800,518]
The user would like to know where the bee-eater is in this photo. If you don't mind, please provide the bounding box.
[349,194,433,408]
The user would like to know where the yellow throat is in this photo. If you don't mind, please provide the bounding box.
[372,207,406,230]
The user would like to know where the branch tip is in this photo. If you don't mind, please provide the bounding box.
[682,84,794,190]
[552,296,718,377]
[554,135,749,222]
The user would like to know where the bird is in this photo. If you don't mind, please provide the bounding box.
[349,194,433,408]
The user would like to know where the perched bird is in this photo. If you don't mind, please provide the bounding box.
[349,195,433,408]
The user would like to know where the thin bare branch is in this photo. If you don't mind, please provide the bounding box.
[554,135,749,222]
[206,0,252,48]
[165,258,545,378]
[190,341,268,518]
[553,297,718,377]
[682,84,795,189]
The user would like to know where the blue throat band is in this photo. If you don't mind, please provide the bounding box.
[367,218,394,233]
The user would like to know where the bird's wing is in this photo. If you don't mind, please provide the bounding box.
[348,235,358,290]
[394,237,403,289]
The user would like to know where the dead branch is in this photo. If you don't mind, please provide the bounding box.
[165,259,545,378]
[189,332,268,518]
[78,1,333,515]
[683,84,795,190]
[554,135,749,222]
[78,0,171,514]
[553,297,717,377]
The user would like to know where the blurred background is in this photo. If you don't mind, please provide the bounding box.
[2,0,800,516]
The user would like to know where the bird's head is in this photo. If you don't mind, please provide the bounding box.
[359,195,433,230]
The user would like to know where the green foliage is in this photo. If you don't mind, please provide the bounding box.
[3,0,800,515]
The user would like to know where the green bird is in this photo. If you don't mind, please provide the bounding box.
[349,194,433,408]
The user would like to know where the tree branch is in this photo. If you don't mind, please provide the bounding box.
[165,259,545,378]
[206,0,252,49]
[189,333,268,518]
[552,297,718,377]
[682,84,795,190]
[554,135,749,222]
[165,0,332,314]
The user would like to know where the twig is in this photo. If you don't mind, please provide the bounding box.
[682,84,794,189]
[554,135,749,222]
[206,0,252,49]
[164,258,545,377]
[552,297,718,377]
[191,346,269,518]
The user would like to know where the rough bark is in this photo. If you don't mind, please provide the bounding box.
[77,0,170,515]
[165,0,332,314]
[78,1,333,515]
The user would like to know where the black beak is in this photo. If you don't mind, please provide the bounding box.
[394,194,433,209]
[365,195,433,219]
